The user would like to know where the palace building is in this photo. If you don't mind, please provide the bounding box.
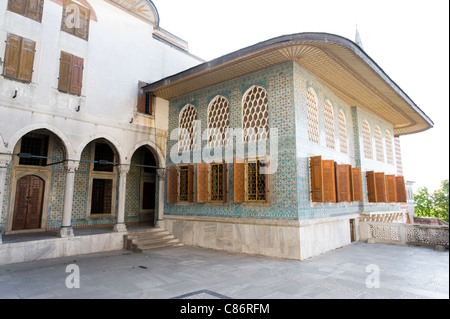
[0,1,433,264]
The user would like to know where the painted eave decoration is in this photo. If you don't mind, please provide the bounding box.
[144,33,434,136]
[107,0,159,26]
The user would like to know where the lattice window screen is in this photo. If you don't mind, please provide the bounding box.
[385,130,394,165]
[307,88,320,144]
[324,100,335,149]
[362,120,373,160]
[242,86,269,143]
[338,110,348,154]
[375,126,384,162]
[178,104,198,153]
[208,96,230,148]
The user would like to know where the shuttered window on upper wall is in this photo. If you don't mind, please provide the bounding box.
[61,0,90,41]
[396,176,407,203]
[350,167,363,202]
[335,163,351,203]
[7,0,44,23]
[375,172,387,203]
[385,175,397,203]
[58,51,84,95]
[366,171,377,203]
[2,33,36,83]
[137,81,153,115]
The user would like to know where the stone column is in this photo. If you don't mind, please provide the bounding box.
[0,155,12,244]
[59,161,79,238]
[113,166,129,232]
[155,168,165,228]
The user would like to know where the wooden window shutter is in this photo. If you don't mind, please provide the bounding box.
[187,164,194,203]
[75,5,90,40]
[3,33,22,78]
[375,172,386,203]
[27,0,44,22]
[70,55,83,95]
[58,51,72,92]
[322,160,336,202]
[366,171,377,203]
[196,163,208,203]
[309,156,323,202]
[137,81,147,113]
[335,164,351,203]
[350,167,363,202]
[7,0,27,15]
[17,38,35,82]
[166,167,178,203]
[396,176,407,203]
[233,158,245,202]
[222,160,228,203]
[385,175,397,203]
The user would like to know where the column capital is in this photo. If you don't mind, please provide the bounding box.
[64,160,79,173]
[118,165,130,175]
[157,168,166,179]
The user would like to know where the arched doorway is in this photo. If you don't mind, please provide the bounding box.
[12,175,45,231]
[127,145,159,226]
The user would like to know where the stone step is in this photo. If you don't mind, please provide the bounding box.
[125,228,183,253]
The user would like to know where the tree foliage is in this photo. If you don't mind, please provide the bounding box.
[414,180,449,222]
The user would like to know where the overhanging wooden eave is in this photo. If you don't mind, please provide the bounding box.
[144,33,433,136]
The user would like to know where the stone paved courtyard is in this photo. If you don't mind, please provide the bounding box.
[0,242,448,299]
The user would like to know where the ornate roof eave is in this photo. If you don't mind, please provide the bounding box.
[144,32,433,136]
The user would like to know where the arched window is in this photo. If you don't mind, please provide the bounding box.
[374,125,384,162]
[242,86,269,143]
[307,88,320,144]
[362,120,373,160]
[338,110,348,154]
[385,130,394,165]
[324,100,335,149]
[208,96,230,148]
[178,104,197,153]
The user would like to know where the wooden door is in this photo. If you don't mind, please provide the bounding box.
[12,175,44,230]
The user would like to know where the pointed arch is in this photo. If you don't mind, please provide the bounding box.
[374,125,384,162]
[207,95,230,148]
[338,110,348,154]
[324,100,335,149]
[307,87,320,144]
[362,120,373,160]
[178,104,198,153]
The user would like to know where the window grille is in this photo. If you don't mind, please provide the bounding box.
[246,159,266,202]
[178,166,189,202]
[338,110,348,154]
[208,96,230,148]
[242,86,269,143]
[307,88,320,144]
[385,130,394,165]
[324,100,335,149]
[375,126,384,162]
[210,163,224,202]
[362,120,373,159]
[178,104,198,153]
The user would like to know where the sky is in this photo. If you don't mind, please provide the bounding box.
[153,0,449,193]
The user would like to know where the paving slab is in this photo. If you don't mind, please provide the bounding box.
[0,242,448,299]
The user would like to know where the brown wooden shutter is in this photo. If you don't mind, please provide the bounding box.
[335,164,351,203]
[3,33,22,78]
[233,158,245,202]
[375,172,386,203]
[350,167,363,202]
[70,55,83,95]
[27,0,44,22]
[58,51,72,92]
[366,171,377,203]
[187,164,194,203]
[17,38,35,82]
[310,156,323,202]
[396,176,407,203]
[196,163,208,203]
[322,160,336,203]
[75,5,90,40]
[222,160,228,203]
[166,166,178,203]
[7,0,27,15]
[385,175,397,203]
[137,81,147,113]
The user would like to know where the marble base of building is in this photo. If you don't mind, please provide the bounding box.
[0,232,124,266]
[164,214,360,260]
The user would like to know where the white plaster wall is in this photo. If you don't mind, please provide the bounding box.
[0,0,202,160]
